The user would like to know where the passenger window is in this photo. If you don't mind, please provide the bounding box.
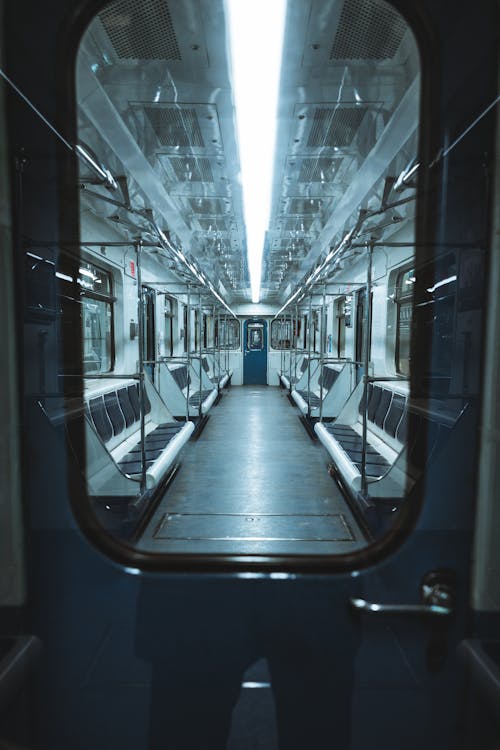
[271,319,292,349]
[215,319,240,349]
[164,297,174,357]
[61,259,114,375]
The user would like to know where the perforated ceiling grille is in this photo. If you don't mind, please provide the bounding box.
[169,157,214,182]
[298,158,342,182]
[307,107,366,147]
[287,198,322,215]
[197,217,228,231]
[330,0,407,60]
[281,217,314,233]
[275,239,309,255]
[189,198,227,215]
[143,107,204,147]
[99,0,181,60]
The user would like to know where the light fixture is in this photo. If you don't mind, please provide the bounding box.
[226,0,286,303]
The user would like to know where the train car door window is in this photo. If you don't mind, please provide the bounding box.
[164,297,174,357]
[202,314,208,349]
[183,306,188,352]
[142,287,156,382]
[336,297,346,358]
[247,323,264,350]
[355,289,372,368]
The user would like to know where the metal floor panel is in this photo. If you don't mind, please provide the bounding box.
[138,386,366,554]
[154,512,354,542]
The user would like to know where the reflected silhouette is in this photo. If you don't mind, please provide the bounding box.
[136,576,361,749]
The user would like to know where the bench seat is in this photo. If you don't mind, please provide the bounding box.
[315,380,459,508]
[84,377,194,493]
[158,362,218,417]
[201,354,232,389]
[291,363,354,418]
[280,355,309,391]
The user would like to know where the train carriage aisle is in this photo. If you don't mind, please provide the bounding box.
[139,385,366,555]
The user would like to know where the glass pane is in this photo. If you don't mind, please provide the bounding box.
[271,319,292,349]
[72,0,424,557]
[247,324,264,350]
[82,297,112,374]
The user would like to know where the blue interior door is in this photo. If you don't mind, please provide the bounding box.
[243,319,267,384]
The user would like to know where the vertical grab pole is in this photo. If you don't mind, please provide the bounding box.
[217,309,221,380]
[135,239,147,495]
[361,240,374,498]
[212,304,217,386]
[225,314,228,373]
[307,294,312,417]
[279,317,283,380]
[186,284,191,422]
[198,292,203,418]
[319,285,326,422]
[292,304,298,386]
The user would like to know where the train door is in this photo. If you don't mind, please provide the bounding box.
[243,318,267,384]
[142,286,156,382]
[3,1,500,749]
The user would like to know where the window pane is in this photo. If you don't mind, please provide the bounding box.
[271,319,292,349]
[82,297,112,374]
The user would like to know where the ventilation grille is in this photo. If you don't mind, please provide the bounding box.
[274,239,309,255]
[330,0,407,60]
[189,198,227,215]
[197,217,228,232]
[286,198,322,215]
[99,0,181,60]
[298,158,342,182]
[143,107,204,148]
[281,217,314,233]
[169,157,214,182]
[307,107,366,148]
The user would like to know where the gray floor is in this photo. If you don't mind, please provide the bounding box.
[138,385,366,554]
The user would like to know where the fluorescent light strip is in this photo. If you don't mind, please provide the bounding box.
[226,0,286,303]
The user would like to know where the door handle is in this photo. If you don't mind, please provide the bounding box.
[349,597,452,617]
[349,572,455,619]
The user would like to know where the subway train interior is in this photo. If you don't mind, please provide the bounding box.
[0,0,499,747]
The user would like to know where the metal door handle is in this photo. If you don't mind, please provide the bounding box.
[349,597,452,617]
[349,573,455,619]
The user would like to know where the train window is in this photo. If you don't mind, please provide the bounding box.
[215,319,240,349]
[182,306,188,352]
[70,0,424,564]
[335,298,346,358]
[270,319,292,349]
[355,290,372,366]
[202,314,208,349]
[164,297,174,357]
[194,309,199,351]
[78,262,114,375]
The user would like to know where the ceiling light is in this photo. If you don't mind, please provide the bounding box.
[226,0,286,303]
